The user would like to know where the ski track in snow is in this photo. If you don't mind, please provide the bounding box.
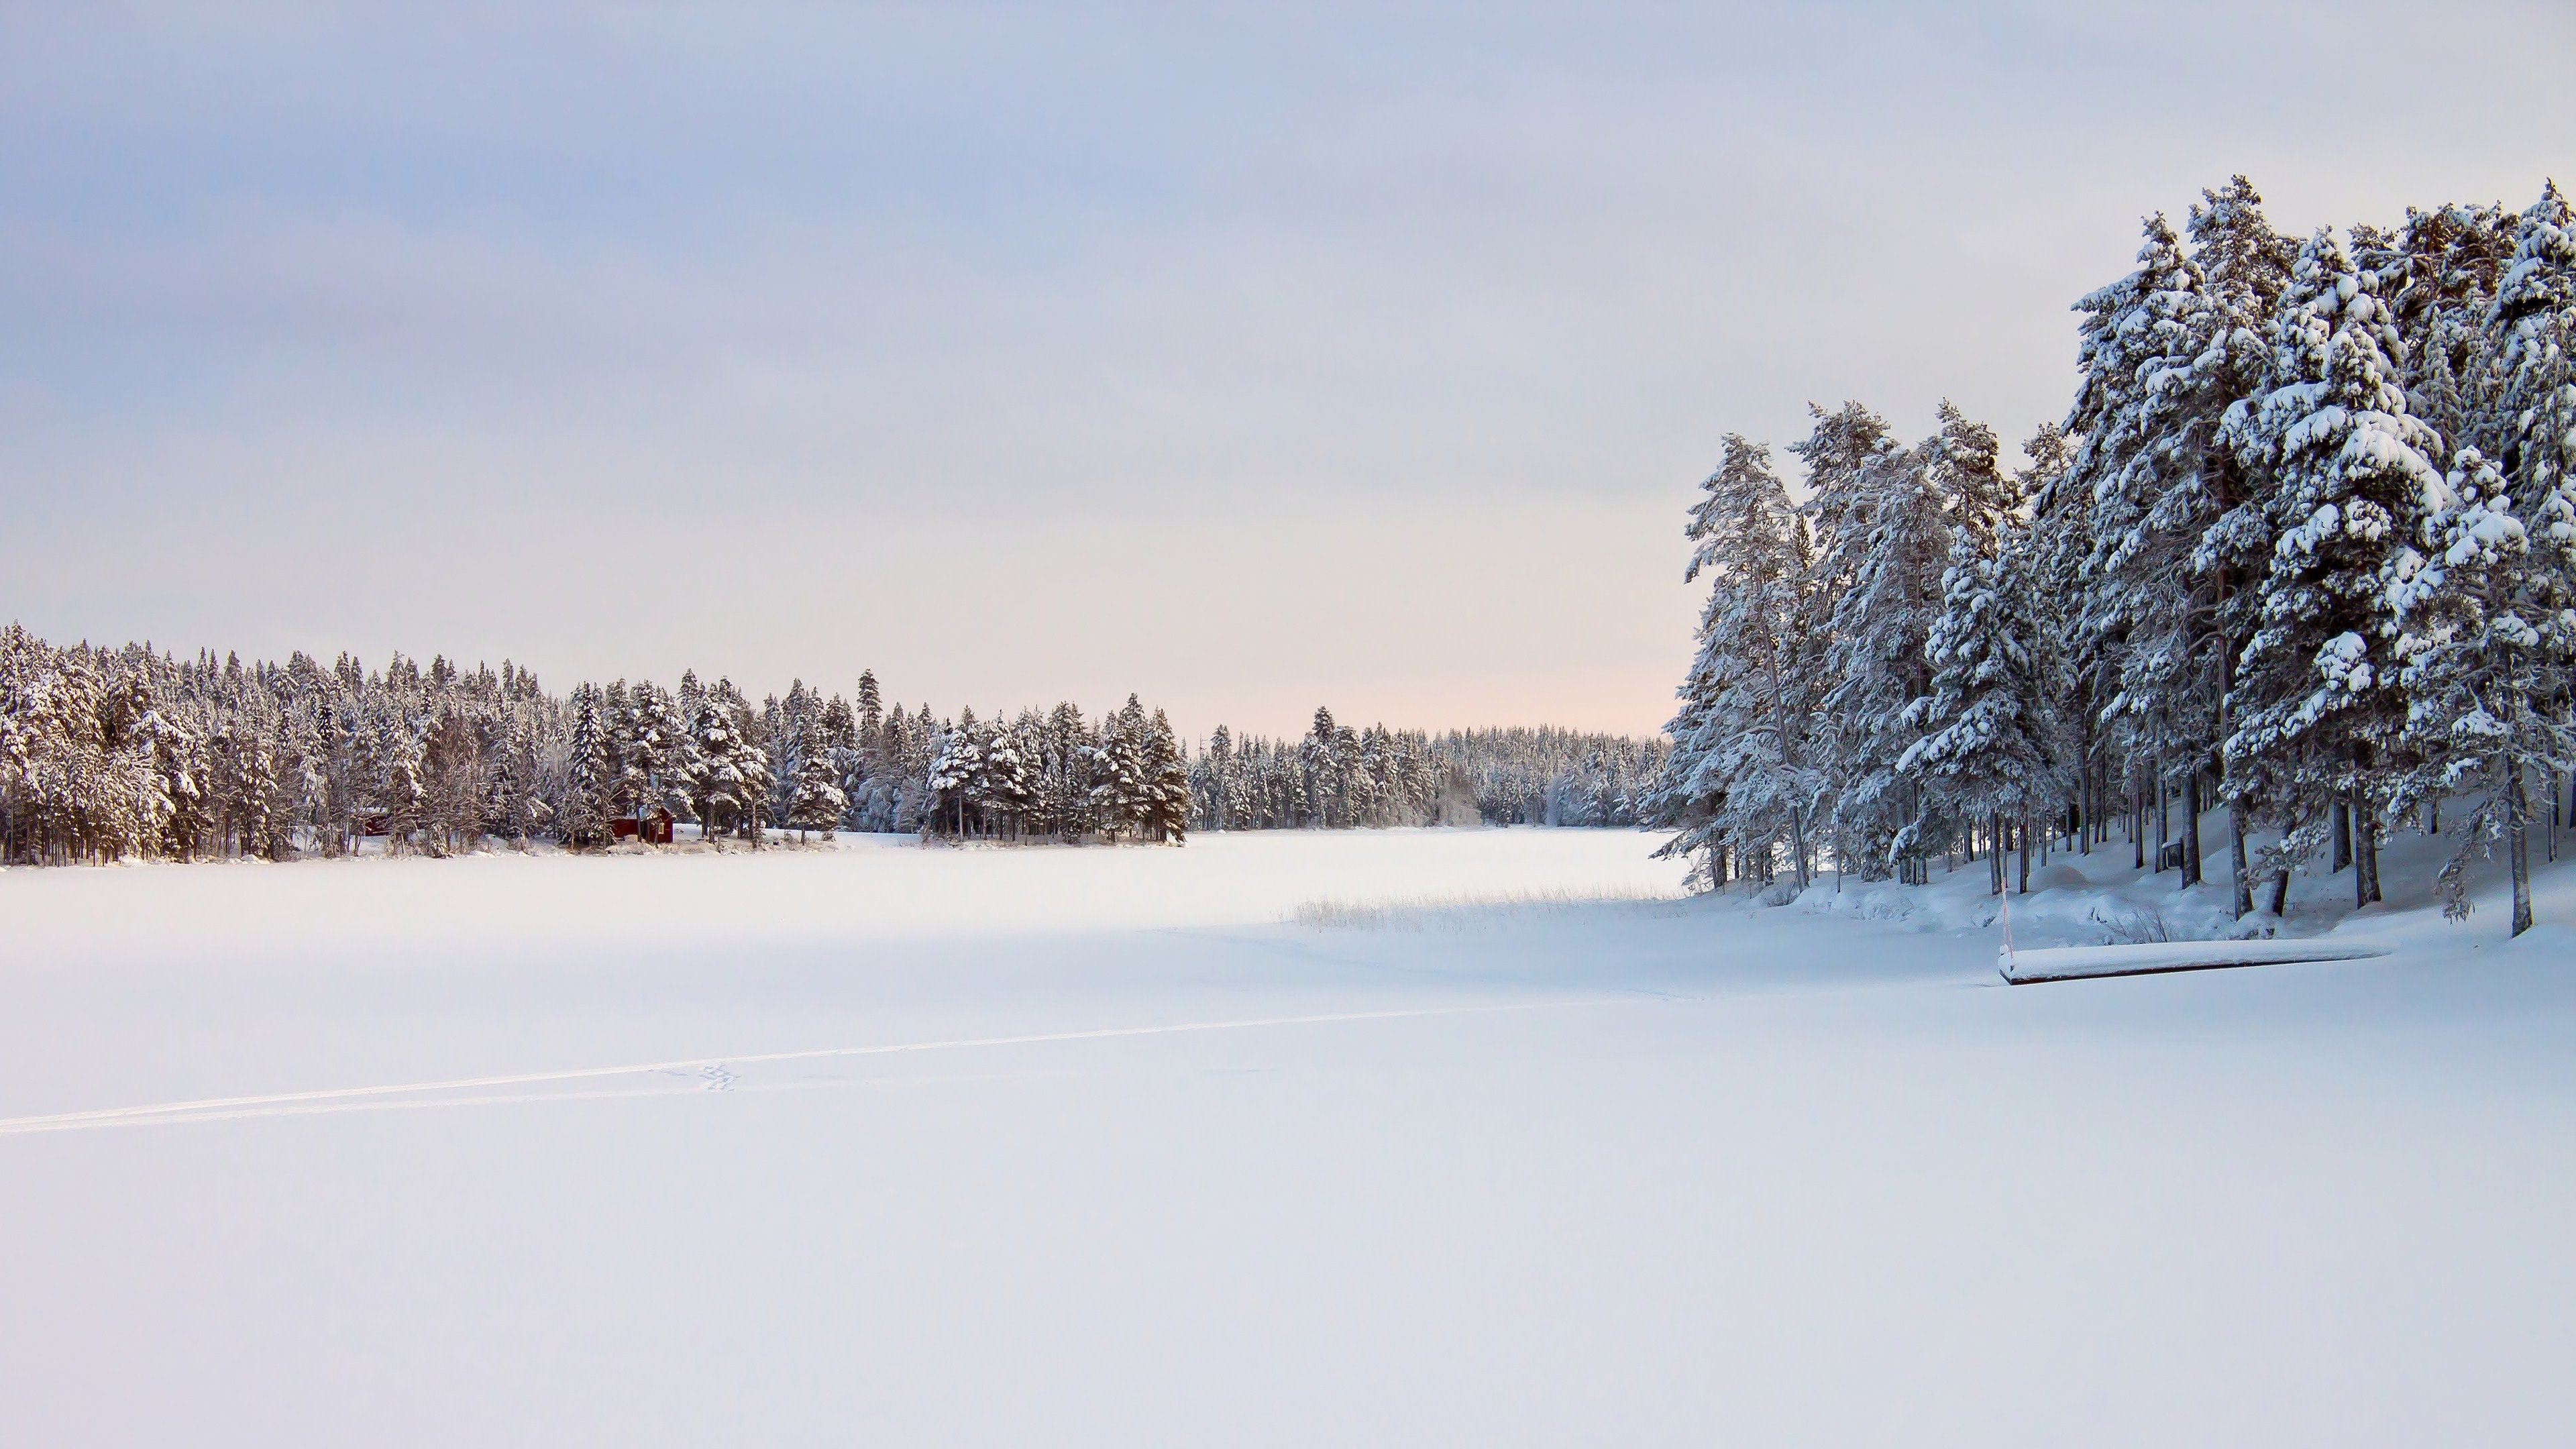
[0,998,1636,1138]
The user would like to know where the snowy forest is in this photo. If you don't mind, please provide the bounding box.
[1194,715,1662,833]
[0,630,1660,864]
[1656,177,2576,936]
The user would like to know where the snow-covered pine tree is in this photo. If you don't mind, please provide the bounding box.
[1656,434,1823,891]
[0,631,150,863]
[729,688,773,848]
[860,703,906,833]
[959,710,1013,839]
[2067,213,2207,878]
[2373,203,2520,458]
[994,712,1044,839]
[819,693,855,756]
[1142,708,1190,845]
[2489,186,2576,859]
[1091,696,1151,841]
[1820,439,1950,883]
[786,710,847,842]
[763,680,808,828]
[602,680,640,824]
[1201,724,1235,832]
[482,727,539,843]
[2221,226,2447,908]
[676,669,706,736]
[558,683,612,849]
[2182,178,2302,909]
[376,708,428,853]
[1784,400,1894,860]
[1899,508,2065,895]
[2493,185,2576,601]
[1790,400,1895,599]
[905,703,939,833]
[417,702,481,855]
[1931,400,2015,548]
[925,706,981,839]
[881,704,925,835]
[855,669,883,744]
[129,696,207,860]
[635,681,698,831]
[2387,445,2576,934]
[2019,421,2096,854]
[1034,701,1085,841]
[688,687,755,845]
[1299,707,1338,830]
[209,716,266,859]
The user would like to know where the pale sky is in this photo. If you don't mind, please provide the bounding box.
[4,1,2569,739]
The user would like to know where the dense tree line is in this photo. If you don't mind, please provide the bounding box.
[1189,710,1664,832]
[1431,727,1666,827]
[1656,178,2576,935]
[917,693,1193,844]
[0,633,1668,864]
[0,631,1201,860]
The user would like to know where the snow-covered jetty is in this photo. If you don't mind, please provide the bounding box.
[2000,937,2396,985]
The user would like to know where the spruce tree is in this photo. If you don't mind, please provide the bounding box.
[2222,226,2447,905]
[1091,697,1151,841]
[1931,400,2014,547]
[786,712,847,842]
[2184,178,2300,908]
[1657,435,1821,889]
[1820,440,1949,882]
[926,707,981,839]
[1142,708,1191,844]
[2493,185,2575,593]
[2068,213,2205,879]
[688,690,752,845]
[1299,707,1338,829]
[558,684,611,849]
[2387,446,2576,934]
[1900,515,2065,894]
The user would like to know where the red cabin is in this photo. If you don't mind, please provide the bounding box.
[610,808,676,845]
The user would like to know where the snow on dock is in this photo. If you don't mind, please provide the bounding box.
[2002,936,2397,984]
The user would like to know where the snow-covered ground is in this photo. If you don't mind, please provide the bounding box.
[3,825,2573,1447]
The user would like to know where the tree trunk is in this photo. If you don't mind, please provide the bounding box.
[2331,800,2351,873]
[2508,758,2534,938]
[2550,769,2562,863]
[2132,765,2145,871]
[2155,757,2169,872]
[1765,638,1809,894]
[2366,800,2382,904]
[2181,770,2204,888]
[2017,810,2031,894]
[2229,803,2251,919]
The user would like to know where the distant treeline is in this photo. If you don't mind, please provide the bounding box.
[1193,713,1666,832]
[0,625,1662,864]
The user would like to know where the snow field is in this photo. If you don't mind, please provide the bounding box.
[3,826,2573,1447]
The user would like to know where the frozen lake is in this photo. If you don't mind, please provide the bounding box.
[3,826,2571,1446]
